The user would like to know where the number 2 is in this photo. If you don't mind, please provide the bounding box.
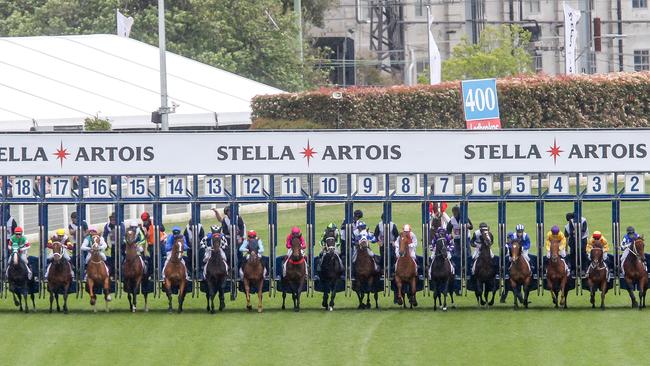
[630,176,640,192]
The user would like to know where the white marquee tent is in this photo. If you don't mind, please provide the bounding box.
[0,34,282,130]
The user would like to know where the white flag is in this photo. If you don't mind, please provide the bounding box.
[563,2,581,74]
[427,6,441,84]
[116,9,134,38]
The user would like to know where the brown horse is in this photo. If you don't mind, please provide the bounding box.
[508,239,532,309]
[123,229,148,313]
[394,231,418,308]
[47,241,73,314]
[86,236,112,313]
[586,241,608,309]
[546,239,568,309]
[163,236,187,313]
[243,250,265,313]
[353,236,380,310]
[282,236,307,312]
[623,237,647,309]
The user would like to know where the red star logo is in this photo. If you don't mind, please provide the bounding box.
[52,141,70,167]
[547,138,563,165]
[301,140,317,166]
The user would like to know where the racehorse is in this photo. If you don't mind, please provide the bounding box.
[622,237,647,309]
[546,238,568,309]
[163,236,187,313]
[352,236,380,310]
[586,240,608,309]
[47,241,72,314]
[205,243,228,313]
[428,234,454,311]
[394,231,418,308]
[242,249,265,313]
[282,236,307,312]
[320,236,344,311]
[123,229,148,313]
[474,231,497,307]
[7,248,35,313]
[86,235,112,312]
[508,239,531,309]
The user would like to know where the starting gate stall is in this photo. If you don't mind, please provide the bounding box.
[427,174,463,295]
[1,176,41,298]
[615,172,650,293]
[2,129,650,304]
[463,174,502,294]
[231,175,271,297]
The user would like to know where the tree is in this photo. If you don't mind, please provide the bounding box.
[441,25,533,81]
[280,0,335,28]
[84,115,112,131]
[0,0,330,91]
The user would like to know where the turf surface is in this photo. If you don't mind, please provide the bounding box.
[2,201,650,365]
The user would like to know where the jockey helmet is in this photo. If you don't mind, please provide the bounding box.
[403,224,411,232]
[14,226,23,234]
[327,223,337,230]
[353,210,363,219]
[247,230,257,238]
[88,226,98,234]
[172,226,181,235]
[479,222,488,231]
[592,231,602,240]
[627,226,635,234]
[565,212,574,221]
[516,224,524,232]
[210,225,221,234]
[129,220,139,228]
[356,221,367,230]
[551,225,560,235]
[56,228,65,236]
[141,211,150,221]
[291,226,301,235]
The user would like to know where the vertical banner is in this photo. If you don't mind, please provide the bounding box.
[461,78,501,130]
[427,6,441,85]
[563,2,581,74]
[116,9,134,38]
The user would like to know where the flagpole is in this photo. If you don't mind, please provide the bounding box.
[427,6,432,84]
[158,0,169,131]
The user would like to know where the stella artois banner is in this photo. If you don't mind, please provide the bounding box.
[0,130,647,175]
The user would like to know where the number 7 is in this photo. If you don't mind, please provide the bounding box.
[440,177,448,192]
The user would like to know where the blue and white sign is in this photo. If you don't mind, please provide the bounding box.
[461,78,501,129]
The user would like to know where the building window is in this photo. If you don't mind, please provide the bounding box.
[415,0,424,17]
[633,0,647,9]
[528,0,541,13]
[356,0,370,23]
[533,52,543,72]
[634,50,650,71]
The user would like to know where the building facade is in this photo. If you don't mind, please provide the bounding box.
[310,0,650,85]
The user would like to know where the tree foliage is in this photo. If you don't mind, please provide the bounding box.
[0,0,331,91]
[442,25,533,81]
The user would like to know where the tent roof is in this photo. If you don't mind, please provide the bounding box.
[0,34,282,130]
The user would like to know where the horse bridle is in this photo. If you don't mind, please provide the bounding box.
[629,240,645,263]
[433,238,447,258]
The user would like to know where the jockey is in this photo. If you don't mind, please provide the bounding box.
[470,223,494,275]
[162,226,190,280]
[585,231,609,277]
[317,223,343,271]
[80,226,109,278]
[45,228,75,279]
[374,213,399,258]
[283,226,308,276]
[545,225,570,275]
[393,224,418,263]
[446,205,474,257]
[429,202,450,229]
[430,226,455,274]
[239,230,267,278]
[201,225,229,277]
[124,220,147,255]
[507,224,531,263]
[621,226,642,275]
[6,227,32,280]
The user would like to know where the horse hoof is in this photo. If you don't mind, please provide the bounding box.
[49,309,53,314]
[322,301,328,308]
[281,305,286,310]
[247,305,253,311]
[219,304,225,312]
[168,308,173,314]
[396,298,403,306]
[328,306,333,312]
[132,307,136,313]
[488,300,494,307]
[13,300,19,307]
[294,308,300,313]
[145,307,149,313]
[442,307,447,312]
[358,304,364,310]
[413,301,418,308]
[210,309,216,314]
[63,309,68,314]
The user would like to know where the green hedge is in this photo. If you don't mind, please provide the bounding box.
[251,73,650,129]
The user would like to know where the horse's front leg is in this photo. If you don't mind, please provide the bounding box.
[395,279,404,307]
[560,276,568,308]
[410,277,418,308]
[177,281,186,314]
[588,280,596,308]
[22,292,28,313]
[511,280,519,309]
[244,278,252,311]
[88,279,97,312]
[164,279,173,313]
[257,279,264,313]
[600,280,607,310]
[488,278,497,307]
[329,282,337,310]
[49,291,54,313]
[103,277,111,313]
